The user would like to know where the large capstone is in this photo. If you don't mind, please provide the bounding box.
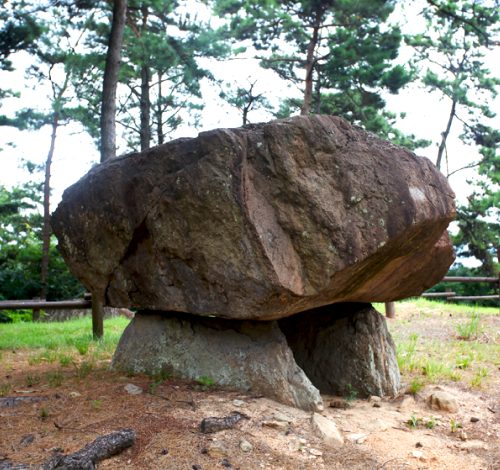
[51,115,455,321]
[279,303,400,397]
[111,311,324,412]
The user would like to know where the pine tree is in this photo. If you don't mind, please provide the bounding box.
[1,2,95,300]
[219,79,273,125]
[406,0,500,172]
[408,1,500,274]
[100,0,127,162]
[0,3,44,138]
[116,0,230,152]
[213,0,425,148]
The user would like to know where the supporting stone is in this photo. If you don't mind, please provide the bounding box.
[111,311,324,412]
[278,303,400,398]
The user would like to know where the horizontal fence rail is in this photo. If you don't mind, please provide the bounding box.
[449,295,500,301]
[441,276,498,284]
[385,274,500,319]
[420,276,500,303]
[0,300,91,310]
[420,292,457,297]
[0,295,101,337]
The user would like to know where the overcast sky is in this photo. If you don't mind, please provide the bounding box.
[1,1,499,271]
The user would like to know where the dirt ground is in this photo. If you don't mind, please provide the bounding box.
[1,303,500,470]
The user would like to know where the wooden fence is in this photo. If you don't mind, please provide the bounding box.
[0,293,102,338]
[385,275,500,318]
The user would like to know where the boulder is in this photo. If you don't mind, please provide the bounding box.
[111,311,323,412]
[51,115,455,321]
[278,303,400,397]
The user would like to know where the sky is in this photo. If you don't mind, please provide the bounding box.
[1,1,499,267]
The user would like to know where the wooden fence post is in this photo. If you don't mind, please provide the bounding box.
[385,302,396,319]
[32,297,41,322]
[446,288,452,303]
[91,295,103,339]
[497,245,500,315]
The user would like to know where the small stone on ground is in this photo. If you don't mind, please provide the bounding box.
[359,418,388,432]
[124,384,143,395]
[207,440,229,458]
[311,413,344,447]
[263,421,289,430]
[239,439,252,452]
[275,413,292,423]
[397,396,415,409]
[427,391,459,413]
[288,437,300,452]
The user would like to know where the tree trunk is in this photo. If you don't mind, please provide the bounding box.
[300,25,319,116]
[314,77,322,114]
[140,65,150,151]
[100,0,127,163]
[242,107,248,125]
[40,113,59,301]
[436,99,456,171]
[157,70,164,145]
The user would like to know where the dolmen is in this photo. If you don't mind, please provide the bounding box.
[51,115,456,411]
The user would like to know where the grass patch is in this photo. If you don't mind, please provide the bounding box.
[58,353,72,367]
[72,359,95,381]
[25,372,41,387]
[0,317,129,351]
[385,299,500,391]
[408,377,425,394]
[456,314,484,340]
[0,381,11,396]
[47,370,64,387]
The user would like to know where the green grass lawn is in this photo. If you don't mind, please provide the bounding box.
[0,316,130,369]
[374,297,500,317]
[382,298,500,393]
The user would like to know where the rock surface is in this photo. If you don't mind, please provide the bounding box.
[52,115,455,321]
[279,303,400,397]
[427,391,459,413]
[311,413,344,447]
[111,311,323,411]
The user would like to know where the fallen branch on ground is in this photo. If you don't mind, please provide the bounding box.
[40,428,135,469]
[0,397,49,408]
[0,429,135,470]
[201,411,250,434]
